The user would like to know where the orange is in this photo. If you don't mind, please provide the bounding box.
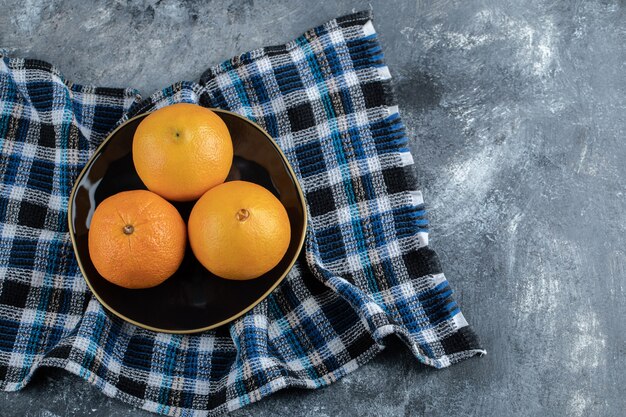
[88,190,186,289]
[188,181,291,280]
[132,103,233,202]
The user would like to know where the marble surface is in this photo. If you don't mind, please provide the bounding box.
[1,0,625,416]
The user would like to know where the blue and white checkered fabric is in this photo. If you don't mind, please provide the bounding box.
[0,11,483,416]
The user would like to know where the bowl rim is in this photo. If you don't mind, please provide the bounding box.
[67,108,308,334]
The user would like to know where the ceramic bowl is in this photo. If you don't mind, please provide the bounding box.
[68,109,307,333]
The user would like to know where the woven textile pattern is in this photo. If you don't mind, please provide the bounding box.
[0,11,483,416]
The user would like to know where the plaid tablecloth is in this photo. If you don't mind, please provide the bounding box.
[0,11,483,416]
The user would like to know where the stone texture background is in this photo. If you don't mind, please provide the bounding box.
[1,0,625,416]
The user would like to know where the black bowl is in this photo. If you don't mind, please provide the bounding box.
[68,109,307,333]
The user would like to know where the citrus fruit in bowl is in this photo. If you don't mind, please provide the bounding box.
[132,103,233,202]
[68,107,307,333]
[88,190,186,289]
[189,180,291,281]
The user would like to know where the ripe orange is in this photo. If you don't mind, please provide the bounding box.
[88,190,186,289]
[188,181,291,280]
[132,103,233,202]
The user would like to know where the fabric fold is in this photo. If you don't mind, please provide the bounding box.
[0,11,483,416]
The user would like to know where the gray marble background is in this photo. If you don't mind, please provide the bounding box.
[1,0,625,416]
